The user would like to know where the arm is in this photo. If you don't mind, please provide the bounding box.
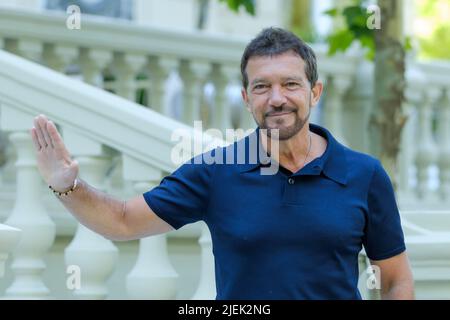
[370,252,415,300]
[31,115,173,241]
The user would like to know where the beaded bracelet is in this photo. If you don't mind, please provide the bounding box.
[49,179,78,196]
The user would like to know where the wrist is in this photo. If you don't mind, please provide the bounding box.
[49,179,78,196]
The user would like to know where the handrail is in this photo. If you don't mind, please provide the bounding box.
[0,7,362,75]
[0,7,247,66]
[0,49,213,173]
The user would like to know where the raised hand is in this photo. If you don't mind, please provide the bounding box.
[31,115,79,192]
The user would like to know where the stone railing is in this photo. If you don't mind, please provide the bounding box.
[0,7,361,134]
[402,210,450,299]
[0,7,369,300]
[0,48,379,300]
[1,6,450,299]
[0,223,21,278]
[397,61,450,208]
[0,49,218,299]
[2,7,449,209]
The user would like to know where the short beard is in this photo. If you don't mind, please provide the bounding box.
[259,106,311,141]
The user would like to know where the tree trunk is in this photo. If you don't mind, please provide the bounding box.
[290,0,312,36]
[370,0,408,190]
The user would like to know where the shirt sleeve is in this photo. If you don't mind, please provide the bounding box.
[143,154,214,230]
[363,160,406,261]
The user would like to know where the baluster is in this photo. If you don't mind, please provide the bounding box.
[210,64,234,133]
[0,130,8,181]
[123,157,178,299]
[404,67,425,203]
[0,224,21,278]
[112,52,147,101]
[415,89,440,199]
[179,60,210,126]
[357,252,369,299]
[42,44,77,73]
[323,75,352,145]
[398,95,416,200]
[191,223,216,300]
[146,56,177,115]
[62,129,118,299]
[3,38,42,62]
[438,88,450,200]
[0,106,56,298]
[79,48,113,86]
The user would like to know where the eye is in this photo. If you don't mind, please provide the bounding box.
[285,82,301,89]
[252,84,269,93]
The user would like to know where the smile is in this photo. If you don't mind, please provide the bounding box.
[266,111,293,117]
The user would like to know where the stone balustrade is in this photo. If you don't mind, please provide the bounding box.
[1,7,450,299]
[0,223,21,279]
[397,61,450,208]
[0,7,361,135]
[0,49,215,299]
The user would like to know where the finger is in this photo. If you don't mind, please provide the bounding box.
[33,116,47,149]
[30,128,42,151]
[47,121,66,153]
[37,115,53,148]
[39,115,54,148]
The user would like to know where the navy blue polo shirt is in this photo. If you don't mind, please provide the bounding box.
[143,123,406,300]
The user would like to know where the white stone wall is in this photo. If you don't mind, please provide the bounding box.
[0,0,44,9]
[133,0,291,35]
[0,235,203,299]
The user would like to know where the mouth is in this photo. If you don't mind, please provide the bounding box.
[266,111,294,117]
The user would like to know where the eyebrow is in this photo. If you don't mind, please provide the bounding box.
[250,77,306,86]
[250,78,269,86]
[282,77,305,83]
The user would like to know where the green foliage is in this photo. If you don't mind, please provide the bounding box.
[219,0,255,15]
[419,25,450,60]
[404,36,413,52]
[325,2,375,60]
[416,0,450,60]
[419,0,440,16]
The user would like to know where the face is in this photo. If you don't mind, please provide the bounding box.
[242,51,323,140]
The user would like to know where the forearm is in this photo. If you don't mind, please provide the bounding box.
[56,179,127,241]
[381,281,415,300]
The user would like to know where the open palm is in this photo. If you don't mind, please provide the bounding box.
[31,115,78,191]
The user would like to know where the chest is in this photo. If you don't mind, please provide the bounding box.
[207,173,367,253]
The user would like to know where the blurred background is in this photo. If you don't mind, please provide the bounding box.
[0,0,449,300]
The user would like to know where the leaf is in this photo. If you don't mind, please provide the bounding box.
[360,34,376,60]
[404,36,413,52]
[323,8,339,17]
[326,30,355,56]
[343,5,367,28]
[243,0,255,15]
[324,1,376,61]
[219,0,255,15]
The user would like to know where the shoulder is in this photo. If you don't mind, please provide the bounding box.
[173,135,245,176]
[338,144,389,189]
[342,145,380,174]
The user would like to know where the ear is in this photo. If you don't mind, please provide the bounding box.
[241,87,251,112]
[310,81,323,108]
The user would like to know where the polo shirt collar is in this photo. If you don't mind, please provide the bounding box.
[311,124,348,185]
[238,123,348,186]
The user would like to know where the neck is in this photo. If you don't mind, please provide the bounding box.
[260,123,313,171]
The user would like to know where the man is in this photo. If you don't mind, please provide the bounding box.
[31,28,414,299]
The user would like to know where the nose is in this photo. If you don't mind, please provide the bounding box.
[268,85,287,108]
